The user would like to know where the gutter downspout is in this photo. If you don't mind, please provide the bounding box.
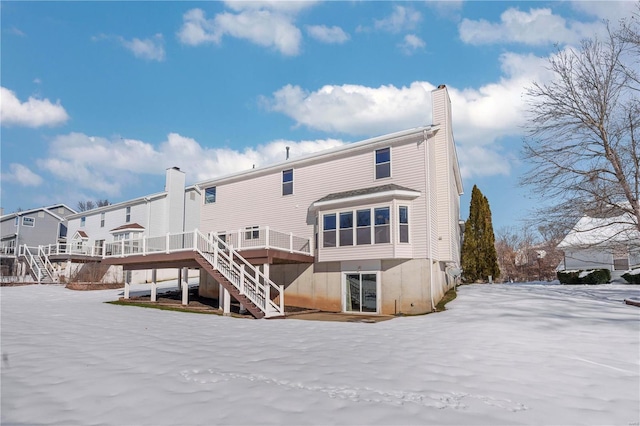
[424,130,436,311]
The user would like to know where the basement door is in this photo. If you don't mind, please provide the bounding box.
[344,272,378,313]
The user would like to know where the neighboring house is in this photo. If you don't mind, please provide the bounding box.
[557,213,640,273]
[192,84,463,316]
[0,204,76,278]
[63,167,200,284]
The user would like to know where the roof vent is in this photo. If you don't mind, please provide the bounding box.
[286,146,290,160]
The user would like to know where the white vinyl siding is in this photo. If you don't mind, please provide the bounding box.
[200,131,430,262]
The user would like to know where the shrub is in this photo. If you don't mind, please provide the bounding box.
[581,269,610,284]
[557,270,581,284]
[622,271,640,284]
[557,269,611,285]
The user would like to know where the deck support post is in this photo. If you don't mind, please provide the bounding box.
[177,269,182,292]
[124,277,130,299]
[223,287,231,316]
[151,269,157,302]
[181,267,188,306]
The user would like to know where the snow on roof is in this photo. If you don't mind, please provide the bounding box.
[557,213,639,249]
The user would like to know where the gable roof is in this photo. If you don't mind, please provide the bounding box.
[557,214,639,249]
[0,204,76,222]
[311,184,421,210]
[110,223,145,232]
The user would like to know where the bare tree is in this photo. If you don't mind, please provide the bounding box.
[77,200,95,212]
[522,14,640,239]
[96,199,110,207]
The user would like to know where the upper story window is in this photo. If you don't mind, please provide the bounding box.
[125,206,131,223]
[100,212,105,228]
[205,187,216,204]
[22,217,35,227]
[339,212,354,246]
[374,207,390,244]
[375,147,391,179]
[80,217,86,227]
[14,217,18,226]
[282,169,293,196]
[323,214,337,248]
[399,206,409,243]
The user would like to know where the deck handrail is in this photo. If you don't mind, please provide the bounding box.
[195,230,284,317]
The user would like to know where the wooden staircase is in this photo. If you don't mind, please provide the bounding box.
[192,231,284,319]
[195,254,266,319]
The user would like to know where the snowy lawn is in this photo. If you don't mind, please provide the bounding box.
[1,282,639,425]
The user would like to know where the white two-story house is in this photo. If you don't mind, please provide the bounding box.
[63,167,200,284]
[194,85,463,315]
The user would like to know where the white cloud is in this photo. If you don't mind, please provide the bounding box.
[1,164,44,187]
[398,34,425,55]
[223,1,318,14]
[93,33,166,61]
[262,50,555,179]
[37,132,344,196]
[570,1,638,23]
[306,25,350,44]
[374,5,422,33]
[7,27,26,37]
[459,7,604,46]
[177,6,304,56]
[0,86,69,128]
[426,1,463,20]
[33,78,42,84]
[121,34,165,61]
[457,145,511,179]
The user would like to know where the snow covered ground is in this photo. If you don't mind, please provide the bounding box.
[1,282,639,425]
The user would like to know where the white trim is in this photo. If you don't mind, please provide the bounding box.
[311,189,420,210]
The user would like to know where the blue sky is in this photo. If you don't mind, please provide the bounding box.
[1,1,635,232]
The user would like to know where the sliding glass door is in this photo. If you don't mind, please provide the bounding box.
[345,273,378,313]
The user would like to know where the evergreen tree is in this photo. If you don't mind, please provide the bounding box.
[461,185,500,283]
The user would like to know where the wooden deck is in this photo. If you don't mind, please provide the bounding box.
[102,248,314,270]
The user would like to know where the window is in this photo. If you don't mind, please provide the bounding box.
[282,169,293,196]
[94,239,105,256]
[374,207,390,244]
[356,209,371,245]
[205,187,217,204]
[80,217,86,227]
[22,217,35,227]
[339,212,353,246]
[125,206,131,223]
[375,147,391,179]
[100,212,105,228]
[399,206,409,243]
[14,217,18,226]
[245,226,260,240]
[323,214,336,248]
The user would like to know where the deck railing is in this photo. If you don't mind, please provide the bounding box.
[20,227,311,261]
[217,226,312,256]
